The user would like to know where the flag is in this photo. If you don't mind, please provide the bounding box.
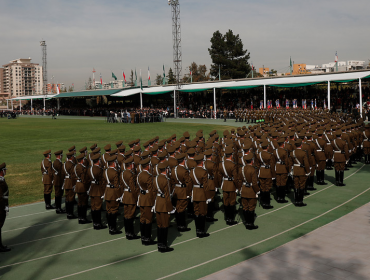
[162,65,166,85]
[112,72,117,80]
[290,57,292,74]
[100,73,102,85]
[140,69,143,90]
[123,71,126,83]
[148,67,151,86]
[56,84,60,94]
[335,51,338,62]
[315,99,317,109]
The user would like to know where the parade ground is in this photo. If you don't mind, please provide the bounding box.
[1,116,370,279]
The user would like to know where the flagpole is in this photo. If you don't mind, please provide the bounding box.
[213,88,216,119]
[140,92,143,109]
[173,89,176,118]
[264,85,266,109]
[327,81,331,111]
[359,78,362,118]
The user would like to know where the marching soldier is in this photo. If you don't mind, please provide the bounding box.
[290,139,310,207]
[63,151,77,219]
[41,150,55,210]
[154,161,175,252]
[238,154,259,230]
[137,158,157,245]
[87,154,107,230]
[171,153,192,232]
[52,150,66,214]
[190,154,210,238]
[74,153,91,224]
[120,157,140,240]
[314,130,328,185]
[273,138,290,203]
[218,146,239,225]
[204,149,218,222]
[103,155,123,235]
[363,124,370,164]
[332,130,349,186]
[87,144,97,166]
[0,163,10,252]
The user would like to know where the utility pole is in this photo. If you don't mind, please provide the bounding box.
[168,0,182,117]
[40,40,47,95]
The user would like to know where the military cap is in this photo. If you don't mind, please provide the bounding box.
[91,154,100,162]
[155,136,159,141]
[175,153,186,161]
[139,157,150,166]
[90,143,97,150]
[209,130,217,136]
[179,136,185,143]
[158,161,168,170]
[183,131,190,138]
[54,150,63,156]
[143,141,150,148]
[76,153,85,161]
[335,130,342,136]
[104,144,111,151]
[242,142,252,151]
[193,137,200,142]
[133,146,141,153]
[186,141,197,149]
[158,151,168,160]
[261,141,269,149]
[277,138,285,145]
[295,139,303,146]
[171,134,176,140]
[115,140,123,147]
[306,133,313,139]
[141,151,151,159]
[43,150,51,156]
[167,137,173,143]
[124,157,134,164]
[243,153,254,162]
[255,132,262,138]
[158,142,165,149]
[224,139,233,146]
[187,148,196,155]
[110,149,118,155]
[237,130,245,136]
[0,163,7,170]
[204,149,213,157]
[223,130,230,137]
[128,140,136,147]
[107,155,117,163]
[167,146,176,154]
[118,145,126,152]
[66,151,74,158]
[135,139,140,144]
[231,128,235,133]
[150,145,158,153]
[79,147,87,153]
[214,134,219,140]
[68,146,76,152]
[317,129,324,136]
[124,149,133,157]
[271,132,279,138]
[224,146,234,155]
[205,142,213,150]
[196,132,203,138]
[194,154,204,162]
[93,147,101,154]
[174,142,181,149]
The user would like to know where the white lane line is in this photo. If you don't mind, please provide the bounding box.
[1,165,365,273]
[157,186,370,280]
[10,228,92,247]
[0,236,127,270]
[49,165,366,280]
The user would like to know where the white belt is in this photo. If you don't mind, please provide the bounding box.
[175,184,186,188]
[334,151,342,153]
[316,150,324,152]
[157,193,165,198]
[65,175,70,179]
[91,180,98,184]
[223,177,234,181]
[124,188,131,192]
[106,184,115,188]
[294,164,302,167]
[193,184,203,188]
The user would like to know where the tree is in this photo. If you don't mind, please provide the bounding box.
[168,68,176,84]
[208,29,251,80]
[185,62,210,83]
[155,74,162,85]
[68,86,74,92]
[130,70,134,86]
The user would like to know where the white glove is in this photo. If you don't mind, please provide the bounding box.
[116,196,123,202]
[256,191,260,198]
[168,207,176,214]
[151,206,156,213]
[206,198,212,204]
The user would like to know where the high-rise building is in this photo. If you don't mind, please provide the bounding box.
[0,58,43,98]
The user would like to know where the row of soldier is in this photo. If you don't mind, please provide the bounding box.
[40,111,370,253]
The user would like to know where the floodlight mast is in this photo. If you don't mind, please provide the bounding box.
[168,0,182,117]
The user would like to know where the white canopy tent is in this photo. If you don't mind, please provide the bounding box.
[8,94,56,112]
[112,70,370,117]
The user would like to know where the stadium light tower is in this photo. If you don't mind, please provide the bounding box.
[40,40,47,95]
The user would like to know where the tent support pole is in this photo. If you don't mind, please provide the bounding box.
[43,97,46,113]
[359,78,362,118]
[11,99,13,110]
[173,90,176,118]
[213,88,216,119]
[327,81,330,112]
[57,98,60,110]
[20,100,22,113]
[264,85,266,109]
[140,92,143,109]
[31,98,33,114]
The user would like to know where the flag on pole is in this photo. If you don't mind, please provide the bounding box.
[190,69,192,83]
[100,73,103,85]
[315,99,317,110]
[335,51,338,62]
[290,57,292,74]
[162,65,166,85]
[56,84,60,95]
[140,69,143,90]
[123,71,126,83]
[148,67,151,86]
[112,72,117,80]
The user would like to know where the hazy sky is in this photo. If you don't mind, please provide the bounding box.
[1,0,369,90]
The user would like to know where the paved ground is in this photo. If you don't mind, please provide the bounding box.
[202,202,370,280]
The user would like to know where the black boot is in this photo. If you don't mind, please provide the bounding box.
[293,188,300,206]
[246,211,258,230]
[108,213,122,235]
[335,170,340,186]
[307,176,316,191]
[158,227,174,253]
[320,170,327,185]
[66,202,77,219]
[299,189,307,207]
[366,155,370,164]
[0,230,11,253]
[206,201,218,222]
[55,196,66,214]
[187,201,195,218]
[140,223,146,245]
[339,171,346,186]
[93,210,107,230]
[196,215,210,238]
[44,193,55,210]
[78,206,92,224]
[143,223,156,245]
[177,212,191,232]
[124,218,140,240]
[276,186,288,203]
[303,180,310,196]
[262,192,274,209]
[226,205,238,225]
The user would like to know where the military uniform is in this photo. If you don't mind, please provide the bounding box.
[273,141,290,203]
[63,151,77,219]
[74,153,91,224]
[332,130,349,186]
[52,150,66,214]
[0,163,10,252]
[41,150,55,209]
[362,125,370,164]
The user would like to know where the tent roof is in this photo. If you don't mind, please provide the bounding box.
[54,89,121,98]
[11,94,56,100]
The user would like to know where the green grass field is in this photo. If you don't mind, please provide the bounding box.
[1,116,370,280]
[0,116,236,206]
